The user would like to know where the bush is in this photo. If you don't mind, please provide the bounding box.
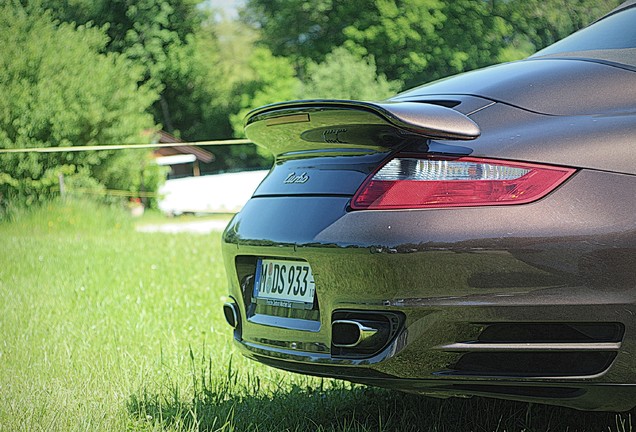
[0,5,160,216]
[301,46,402,100]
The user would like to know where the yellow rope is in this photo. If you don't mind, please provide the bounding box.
[67,188,160,198]
[0,139,252,154]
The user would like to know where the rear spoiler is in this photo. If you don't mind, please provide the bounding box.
[245,99,480,155]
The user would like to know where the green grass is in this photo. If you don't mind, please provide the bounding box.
[0,200,634,431]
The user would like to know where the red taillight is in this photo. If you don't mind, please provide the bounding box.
[351,155,576,210]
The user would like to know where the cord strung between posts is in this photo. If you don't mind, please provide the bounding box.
[0,139,253,154]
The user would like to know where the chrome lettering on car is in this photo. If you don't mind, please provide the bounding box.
[284,172,310,184]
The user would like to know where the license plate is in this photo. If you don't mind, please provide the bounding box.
[253,259,315,309]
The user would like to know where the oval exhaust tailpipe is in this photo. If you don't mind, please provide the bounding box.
[223,302,239,328]
[332,320,379,348]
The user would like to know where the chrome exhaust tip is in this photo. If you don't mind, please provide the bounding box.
[331,311,404,357]
[332,320,379,348]
[223,302,239,328]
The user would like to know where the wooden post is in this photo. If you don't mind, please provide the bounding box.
[58,174,66,201]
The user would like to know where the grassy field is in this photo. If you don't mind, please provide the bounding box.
[0,200,634,431]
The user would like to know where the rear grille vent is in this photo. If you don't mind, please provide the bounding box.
[478,323,624,343]
[439,322,624,378]
[452,352,616,377]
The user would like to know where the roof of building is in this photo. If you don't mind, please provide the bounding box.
[152,131,214,163]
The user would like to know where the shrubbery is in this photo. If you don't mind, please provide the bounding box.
[0,5,161,217]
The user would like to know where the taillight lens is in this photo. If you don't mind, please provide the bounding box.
[351,155,576,210]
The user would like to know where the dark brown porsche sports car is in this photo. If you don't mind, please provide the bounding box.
[222,2,636,411]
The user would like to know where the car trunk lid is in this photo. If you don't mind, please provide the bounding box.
[245,99,480,197]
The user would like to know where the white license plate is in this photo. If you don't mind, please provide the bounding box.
[253,259,315,308]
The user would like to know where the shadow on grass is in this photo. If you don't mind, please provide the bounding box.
[128,361,633,432]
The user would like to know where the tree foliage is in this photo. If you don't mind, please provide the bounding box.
[501,0,621,53]
[40,0,209,137]
[0,5,160,212]
[243,0,621,87]
[240,0,357,74]
[42,0,280,169]
[230,47,301,136]
[340,0,512,86]
[226,45,300,164]
[301,47,401,100]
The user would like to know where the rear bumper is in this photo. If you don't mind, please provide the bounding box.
[221,169,636,410]
[237,340,636,411]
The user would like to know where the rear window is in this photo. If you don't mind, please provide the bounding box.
[534,6,636,56]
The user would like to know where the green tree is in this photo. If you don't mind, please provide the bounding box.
[0,5,160,212]
[501,0,621,54]
[41,0,276,171]
[222,45,300,164]
[323,0,515,87]
[243,0,622,88]
[243,0,509,86]
[240,0,359,74]
[230,47,301,135]
[301,47,401,100]
[40,0,233,140]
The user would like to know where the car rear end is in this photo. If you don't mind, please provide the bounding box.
[221,94,636,411]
